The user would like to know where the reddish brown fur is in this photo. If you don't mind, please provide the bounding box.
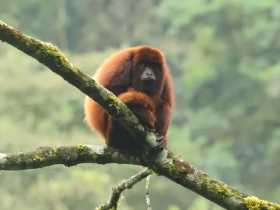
[118,90,156,129]
[84,45,174,151]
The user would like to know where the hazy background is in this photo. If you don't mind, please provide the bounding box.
[0,1,280,210]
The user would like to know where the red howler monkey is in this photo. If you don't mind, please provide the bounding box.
[84,45,174,152]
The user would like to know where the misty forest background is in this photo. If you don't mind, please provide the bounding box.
[0,1,280,210]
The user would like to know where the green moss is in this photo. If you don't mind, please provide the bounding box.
[77,144,87,152]
[30,39,70,69]
[33,154,44,162]
[244,196,280,210]
[167,162,178,173]
[107,95,122,114]
[76,144,91,157]
[51,147,57,155]
[198,173,242,199]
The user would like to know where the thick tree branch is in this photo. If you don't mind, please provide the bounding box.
[0,21,279,210]
[0,145,141,170]
[96,168,152,210]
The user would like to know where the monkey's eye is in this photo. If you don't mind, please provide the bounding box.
[138,64,146,70]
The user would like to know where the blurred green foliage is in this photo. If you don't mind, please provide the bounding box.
[0,0,280,209]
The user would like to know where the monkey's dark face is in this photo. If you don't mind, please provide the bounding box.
[132,62,163,95]
[140,66,156,81]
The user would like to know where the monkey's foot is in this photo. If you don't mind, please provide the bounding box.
[153,135,165,151]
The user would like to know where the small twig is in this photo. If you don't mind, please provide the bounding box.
[145,175,152,210]
[97,168,152,210]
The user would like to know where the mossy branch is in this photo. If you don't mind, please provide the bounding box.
[0,20,279,210]
[0,145,279,210]
[0,145,141,170]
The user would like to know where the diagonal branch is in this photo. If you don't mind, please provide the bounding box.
[0,20,158,151]
[0,20,279,210]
